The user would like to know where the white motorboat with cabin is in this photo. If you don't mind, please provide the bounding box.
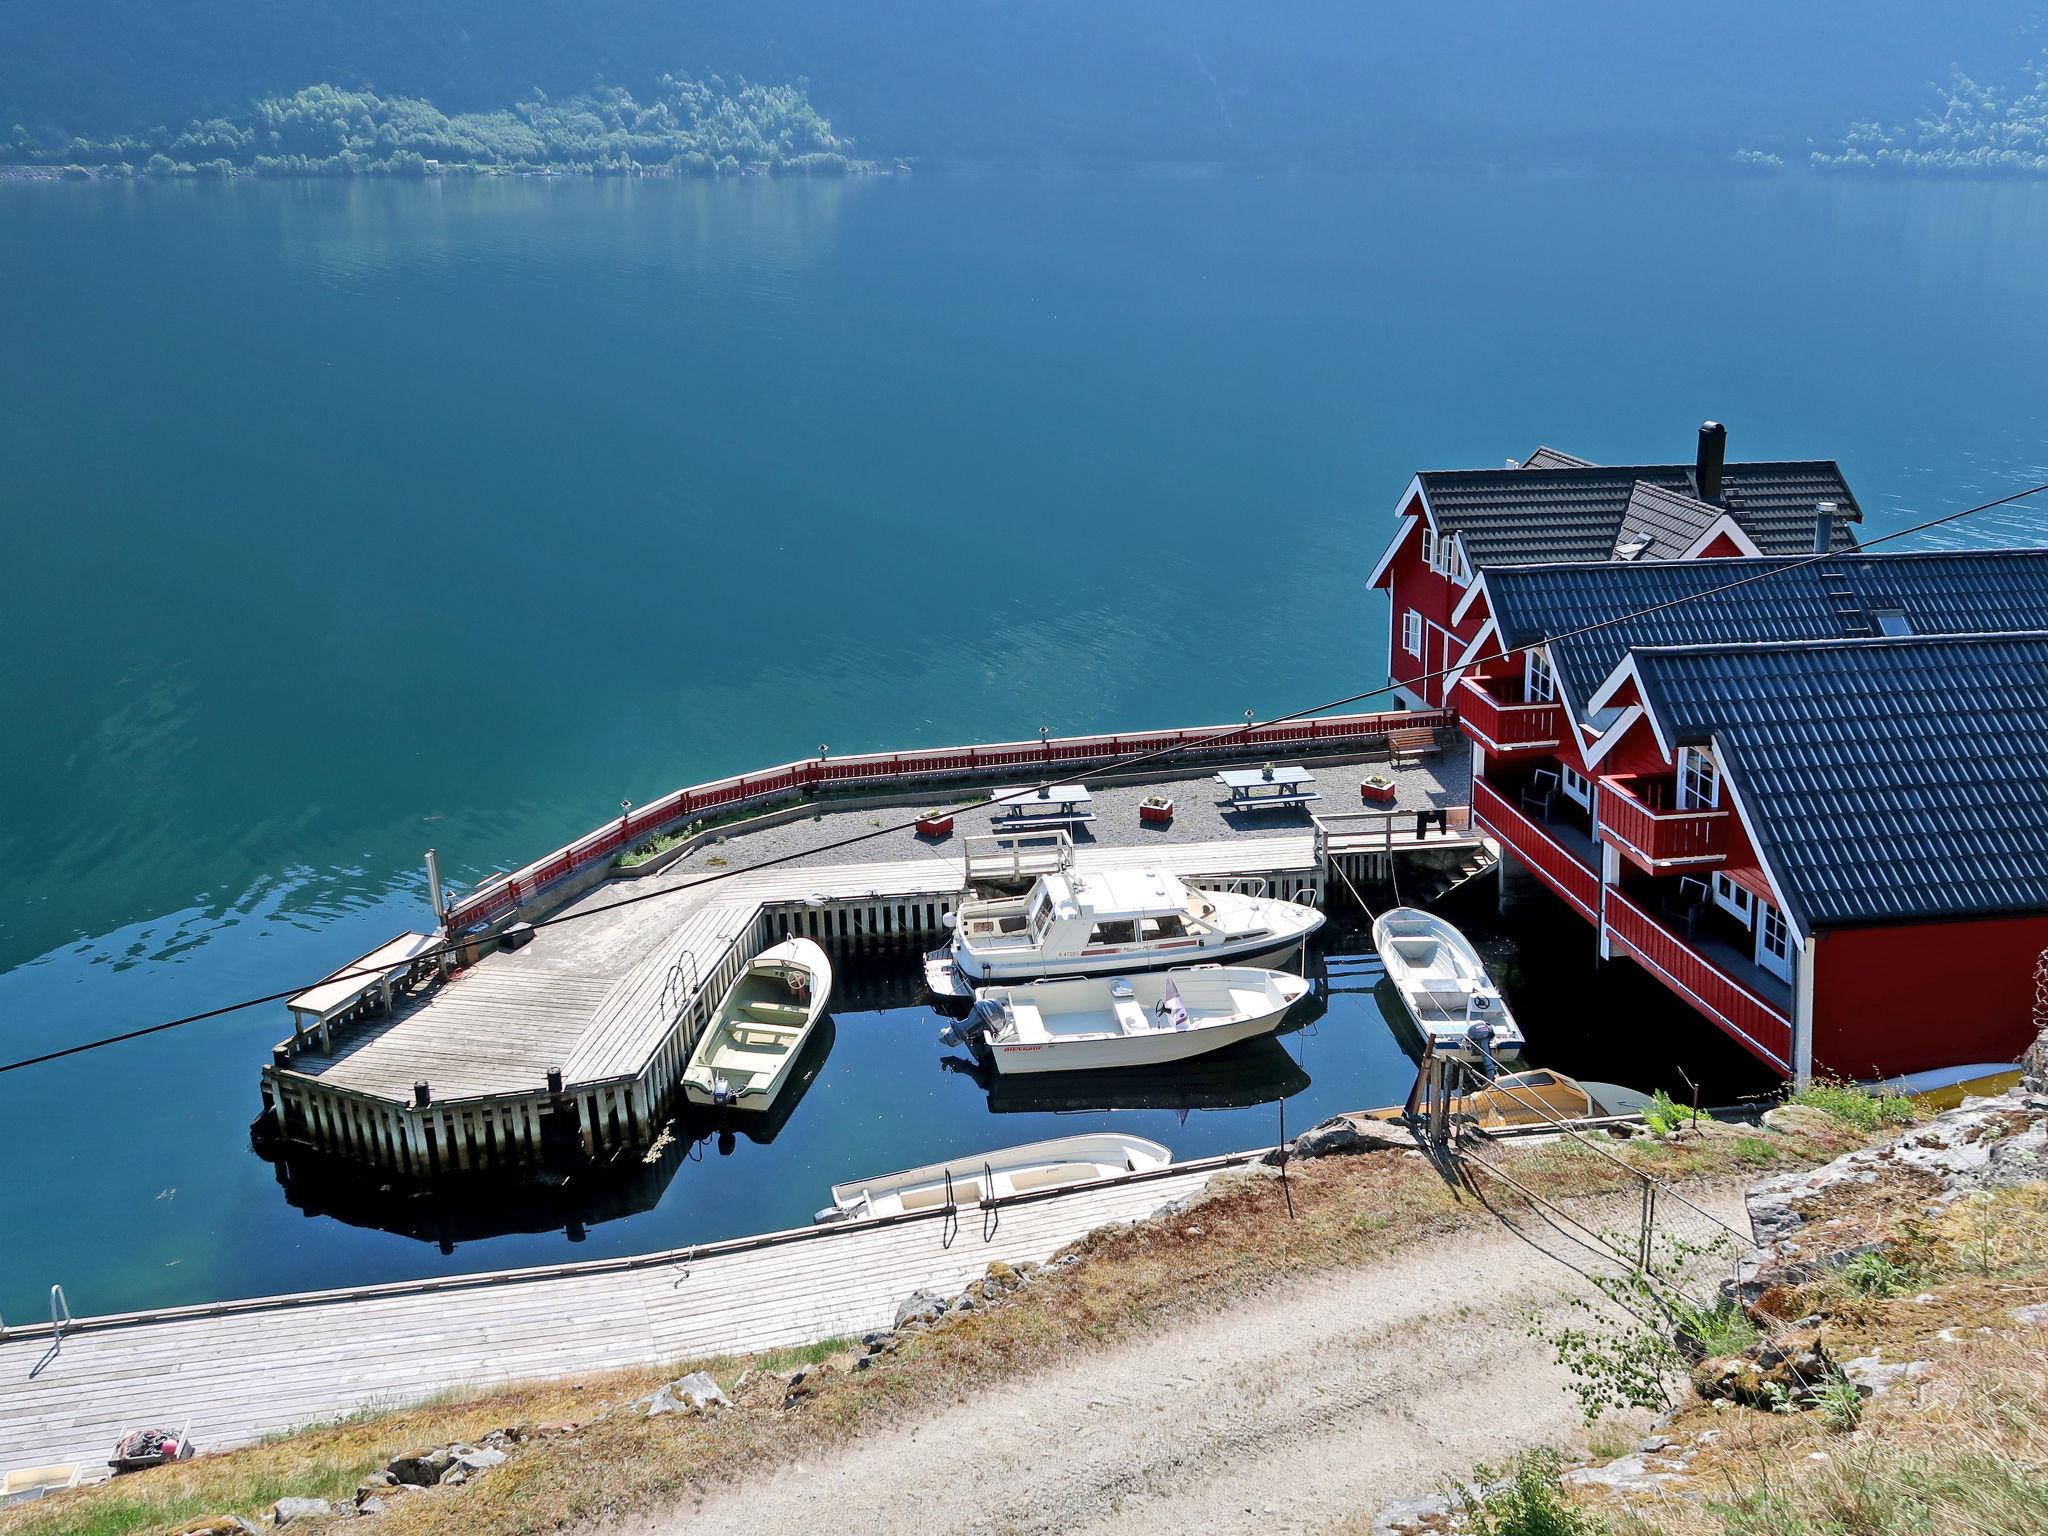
[957,965,1311,1073]
[924,868,1323,999]
[1371,906,1525,1058]
[681,938,832,1111]
[815,1132,1172,1223]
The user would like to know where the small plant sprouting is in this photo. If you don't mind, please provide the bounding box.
[1813,1375,1864,1432]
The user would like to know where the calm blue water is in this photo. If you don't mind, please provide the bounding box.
[3,171,2047,1320]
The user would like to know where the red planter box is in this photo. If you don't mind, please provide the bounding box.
[915,814,954,837]
[1360,780,1397,805]
[1139,800,1174,825]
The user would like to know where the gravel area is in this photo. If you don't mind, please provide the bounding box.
[660,748,1472,878]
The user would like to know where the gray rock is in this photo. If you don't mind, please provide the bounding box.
[894,1289,946,1329]
[1562,1453,1680,1496]
[1261,1115,1410,1165]
[1639,1435,1673,1453]
[1370,1493,1456,1535]
[1840,1355,1933,1398]
[647,1371,733,1417]
[2011,1301,2048,1327]
[455,1446,509,1472]
[271,1497,333,1525]
[356,1498,387,1517]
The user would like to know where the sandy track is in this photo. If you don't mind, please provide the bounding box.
[614,1184,1748,1536]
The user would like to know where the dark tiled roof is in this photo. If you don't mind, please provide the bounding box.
[1482,548,2048,713]
[1614,483,1727,562]
[1522,446,1597,469]
[1419,461,1861,567]
[1627,635,2048,928]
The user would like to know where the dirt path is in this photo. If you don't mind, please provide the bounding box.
[613,1184,1749,1536]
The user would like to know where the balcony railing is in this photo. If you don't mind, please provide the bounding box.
[1472,777,1602,921]
[1454,676,1565,755]
[1604,888,1792,1072]
[1596,775,1730,870]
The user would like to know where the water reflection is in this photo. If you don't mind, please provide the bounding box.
[939,1034,1311,1115]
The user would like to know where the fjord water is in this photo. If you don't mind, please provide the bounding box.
[3,171,2046,1320]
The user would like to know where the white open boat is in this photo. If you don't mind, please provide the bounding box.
[681,938,832,1112]
[1371,906,1525,1057]
[816,1133,1172,1223]
[960,965,1310,1074]
[924,868,1323,999]
[1864,1063,2022,1111]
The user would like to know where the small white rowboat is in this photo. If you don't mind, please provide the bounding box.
[960,965,1310,1074]
[816,1133,1172,1223]
[1371,906,1525,1058]
[681,938,832,1112]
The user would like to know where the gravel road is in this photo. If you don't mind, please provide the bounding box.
[610,1184,1745,1536]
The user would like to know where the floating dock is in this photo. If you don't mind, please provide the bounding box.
[256,714,1485,1176]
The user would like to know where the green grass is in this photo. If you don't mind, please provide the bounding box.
[1672,1297,1761,1357]
[1784,1077,1916,1132]
[1734,1135,1781,1165]
[1450,1450,1610,1536]
[1840,1250,1920,1298]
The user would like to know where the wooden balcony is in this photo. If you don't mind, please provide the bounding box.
[1454,676,1566,756]
[1604,887,1792,1072]
[1596,774,1730,871]
[1472,776,1602,922]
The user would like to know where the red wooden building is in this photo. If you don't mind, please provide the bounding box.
[1366,423,1861,708]
[1440,550,2048,1081]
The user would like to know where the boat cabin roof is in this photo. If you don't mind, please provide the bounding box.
[1042,868,1188,920]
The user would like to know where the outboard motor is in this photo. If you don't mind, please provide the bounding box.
[711,1074,736,1108]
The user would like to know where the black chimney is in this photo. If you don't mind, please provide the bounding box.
[1696,421,1727,504]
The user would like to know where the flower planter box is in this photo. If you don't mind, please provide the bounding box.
[1359,779,1397,806]
[1139,798,1174,826]
[914,813,954,838]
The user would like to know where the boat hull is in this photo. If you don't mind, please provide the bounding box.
[822,1133,1172,1221]
[986,1000,1296,1074]
[1370,906,1523,1055]
[930,932,1315,999]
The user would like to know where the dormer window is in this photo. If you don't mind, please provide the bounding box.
[1525,648,1557,703]
[1419,527,1437,571]
[1679,746,1719,810]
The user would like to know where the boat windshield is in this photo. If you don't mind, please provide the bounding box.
[1027,892,1054,941]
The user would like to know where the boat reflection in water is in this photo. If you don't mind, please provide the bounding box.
[941,1033,1309,1115]
[272,1019,837,1250]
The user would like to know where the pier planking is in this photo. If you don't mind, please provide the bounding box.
[0,1160,1232,1470]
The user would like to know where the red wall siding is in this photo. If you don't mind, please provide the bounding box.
[1811,914,2048,1078]
[1379,497,1484,708]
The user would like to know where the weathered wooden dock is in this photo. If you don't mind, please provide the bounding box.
[256,715,1484,1176]
[0,1156,1235,1470]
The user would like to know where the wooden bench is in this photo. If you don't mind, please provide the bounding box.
[1388,727,1442,765]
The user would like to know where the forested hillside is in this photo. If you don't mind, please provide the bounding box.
[3,1,2043,171]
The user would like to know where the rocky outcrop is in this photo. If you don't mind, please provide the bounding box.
[644,1372,731,1418]
[1261,1114,1415,1165]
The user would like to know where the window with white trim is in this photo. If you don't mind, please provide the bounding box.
[1755,901,1792,982]
[1401,609,1423,657]
[1560,763,1591,807]
[1525,648,1557,703]
[1678,746,1719,809]
[1450,544,1472,585]
[1418,527,1436,572]
[1712,872,1755,926]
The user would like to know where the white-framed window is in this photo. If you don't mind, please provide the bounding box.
[1418,527,1437,572]
[1712,872,1755,926]
[1450,544,1472,585]
[1401,609,1423,657]
[1678,746,1719,809]
[1755,901,1792,982]
[1525,648,1557,703]
[1560,763,1591,807]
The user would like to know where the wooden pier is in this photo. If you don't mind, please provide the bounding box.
[256,716,1485,1178]
[0,1156,1236,1471]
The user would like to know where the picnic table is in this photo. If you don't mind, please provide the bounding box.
[1215,765,1322,811]
[985,783,1096,830]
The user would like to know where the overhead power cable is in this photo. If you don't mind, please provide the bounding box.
[4,476,2046,1076]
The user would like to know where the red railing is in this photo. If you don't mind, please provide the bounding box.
[1454,676,1565,754]
[1471,777,1602,921]
[1604,888,1792,1072]
[1596,775,1730,870]
[445,709,1451,930]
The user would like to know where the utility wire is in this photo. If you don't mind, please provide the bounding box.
[5,477,2046,1076]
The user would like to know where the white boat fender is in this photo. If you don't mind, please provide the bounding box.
[941,911,958,929]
